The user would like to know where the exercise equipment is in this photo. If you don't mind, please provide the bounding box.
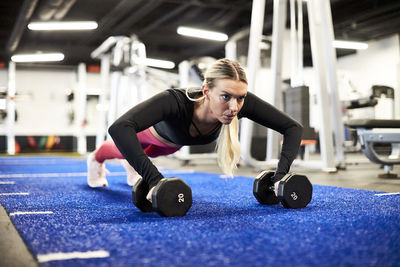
[346,119,400,178]
[91,35,148,148]
[253,170,313,209]
[226,0,344,172]
[132,177,192,217]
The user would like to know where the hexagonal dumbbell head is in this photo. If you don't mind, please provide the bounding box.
[151,178,192,217]
[253,170,280,205]
[277,173,313,209]
[132,178,153,212]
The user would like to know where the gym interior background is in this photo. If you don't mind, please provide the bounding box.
[0,0,399,266]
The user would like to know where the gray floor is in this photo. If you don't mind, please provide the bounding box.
[1,152,399,267]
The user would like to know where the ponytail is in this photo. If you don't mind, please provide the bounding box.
[216,116,241,177]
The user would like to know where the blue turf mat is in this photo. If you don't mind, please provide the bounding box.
[0,156,400,266]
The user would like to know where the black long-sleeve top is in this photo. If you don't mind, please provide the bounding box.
[108,88,303,188]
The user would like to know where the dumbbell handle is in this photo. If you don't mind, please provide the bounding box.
[268,180,282,191]
[268,185,275,191]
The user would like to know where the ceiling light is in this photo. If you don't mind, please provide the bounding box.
[28,21,98,31]
[131,58,175,69]
[177,26,228,41]
[11,53,65,62]
[333,40,368,50]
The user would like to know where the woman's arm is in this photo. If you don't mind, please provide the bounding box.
[239,92,303,182]
[108,90,179,188]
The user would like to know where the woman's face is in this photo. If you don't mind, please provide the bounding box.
[203,78,248,125]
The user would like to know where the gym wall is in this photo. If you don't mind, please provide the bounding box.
[0,67,168,138]
[336,34,400,119]
[297,34,400,131]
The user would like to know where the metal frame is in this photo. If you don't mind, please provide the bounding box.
[266,0,287,163]
[6,61,16,155]
[230,0,345,172]
[306,0,342,171]
[92,36,128,147]
[235,0,285,169]
[75,63,87,154]
[96,54,110,148]
[237,0,279,169]
[356,128,400,165]
[91,35,147,148]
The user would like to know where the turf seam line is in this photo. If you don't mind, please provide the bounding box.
[37,250,110,263]
[0,161,60,165]
[0,192,29,196]
[10,211,54,216]
[374,192,400,196]
[0,172,126,178]
[0,170,195,179]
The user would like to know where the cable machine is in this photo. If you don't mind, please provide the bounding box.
[91,35,147,148]
[228,0,345,172]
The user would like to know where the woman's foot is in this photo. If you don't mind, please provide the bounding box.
[86,152,109,187]
[121,160,142,186]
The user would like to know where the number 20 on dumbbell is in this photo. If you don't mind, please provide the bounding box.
[253,171,313,209]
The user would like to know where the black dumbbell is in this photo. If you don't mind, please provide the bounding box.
[132,178,153,212]
[253,170,280,205]
[253,171,313,209]
[132,177,192,217]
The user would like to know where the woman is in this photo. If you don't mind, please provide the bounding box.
[87,58,303,202]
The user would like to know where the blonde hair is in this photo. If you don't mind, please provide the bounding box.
[187,58,247,177]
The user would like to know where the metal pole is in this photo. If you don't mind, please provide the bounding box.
[6,61,16,155]
[107,71,121,138]
[225,41,237,60]
[136,41,148,101]
[297,0,304,84]
[225,27,250,61]
[246,0,265,94]
[76,63,87,154]
[306,0,336,172]
[241,0,266,162]
[266,0,287,162]
[178,60,190,158]
[320,0,345,167]
[96,54,110,148]
[290,0,298,87]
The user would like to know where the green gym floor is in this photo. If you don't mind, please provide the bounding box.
[1,152,399,267]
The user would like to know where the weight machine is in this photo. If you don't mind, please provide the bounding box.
[91,35,148,148]
[227,0,345,172]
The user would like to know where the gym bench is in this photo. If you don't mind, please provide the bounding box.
[346,119,400,178]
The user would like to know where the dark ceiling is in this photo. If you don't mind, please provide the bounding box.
[1,0,400,70]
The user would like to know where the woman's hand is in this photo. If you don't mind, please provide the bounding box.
[146,186,156,203]
[274,180,280,197]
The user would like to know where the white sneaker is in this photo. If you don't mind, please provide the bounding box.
[121,160,142,186]
[87,152,109,187]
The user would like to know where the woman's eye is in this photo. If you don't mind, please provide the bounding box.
[222,95,231,101]
[238,96,246,102]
